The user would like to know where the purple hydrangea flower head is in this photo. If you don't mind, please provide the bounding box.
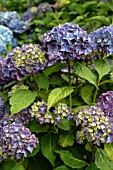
[37,3,52,14]
[89,25,113,55]
[97,91,113,117]
[6,44,47,78]
[75,106,113,145]
[1,123,39,160]
[53,103,74,125]
[30,101,52,124]
[42,22,94,65]
[22,7,38,22]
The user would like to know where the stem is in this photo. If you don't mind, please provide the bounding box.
[93,87,98,103]
[68,58,72,108]
[31,74,39,96]
[90,143,95,164]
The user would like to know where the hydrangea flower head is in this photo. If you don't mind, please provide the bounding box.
[6,44,47,76]
[53,103,74,124]
[1,123,39,160]
[89,25,113,55]
[97,91,113,117]
[37,3,52,14]
[42,22,93,64]
[75,106,113,145]
[22,7,38,22]
[0,25,13,45]
[8,84,28,96]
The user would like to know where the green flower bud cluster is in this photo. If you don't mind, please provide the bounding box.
[8,84,28,96]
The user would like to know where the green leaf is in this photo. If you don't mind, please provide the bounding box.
[39,90,50,102]
[56,150,87,168]
[41,133,58,166]
[85,163,100,170]
[47,86,74,110]
[35,73,49,89]
[58,119,71,131]
[10,89,37,115]
[53,165,71,170]
[44,62,65,76]
[74,62,97,87]
[28,120,49,133]
[95,148,113,170]
[99,80,113,85]
[27,145,40,158]
[11,163,25,170]
[80,84,95,104]
[94,60,111,80]
[2,159,17,170]
[58,133,74,147]
[104,143,113,161]
[89,16,110,25]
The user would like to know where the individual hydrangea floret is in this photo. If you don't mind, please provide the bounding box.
[89,25,113,55]
[8,84,28,96]
[22,7,38,22]
[1,123,39,160]
[6,44,47,77]
[97,91,113,117]
[53,103,74,124]
[37,3,52,14]
[42,22,94,65]
[75,106,113,145]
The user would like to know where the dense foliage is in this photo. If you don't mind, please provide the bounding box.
[0,0,113,170]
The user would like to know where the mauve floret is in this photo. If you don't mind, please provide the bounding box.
[97,91,113,117]
[75,106,113,145]
[6,44,47,78]
[1,123,39,160]
[42,22,94,64]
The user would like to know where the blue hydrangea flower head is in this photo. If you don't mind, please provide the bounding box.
[0,25,13,45]
[42,22,94,64]
[1,123,39,160]
[75,106,113,145]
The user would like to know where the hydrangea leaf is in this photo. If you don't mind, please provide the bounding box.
[58,119,71,131]
[44,62,65,76]
[85,163,100,170]
[80,84,95,104]
[41,133,58,166]
[11,163,25,170]
[10,89,37,116]
[47,86,74,110]
[2,159,17,170]
[94,60,111,80]
[104,143,113,161]
[56,150,87,168]
[95,148,113,170]
[74,62,97,88]
[35,73,49,89]
[53,165,71,170]
[58,133,74,148]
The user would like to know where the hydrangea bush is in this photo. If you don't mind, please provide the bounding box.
[1,21,113,170]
